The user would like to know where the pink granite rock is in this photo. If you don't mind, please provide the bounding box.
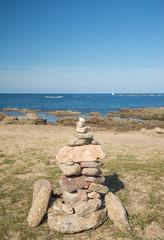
[56,145,106,164]
[84,176,105,184]
[60,175,90,193]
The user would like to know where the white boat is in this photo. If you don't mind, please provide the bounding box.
[112,92,115,95]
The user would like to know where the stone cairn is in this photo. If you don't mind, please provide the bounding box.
[27,117,130,233]
[48,117,109,233]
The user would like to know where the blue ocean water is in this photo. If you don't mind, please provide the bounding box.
[0,93,164,122]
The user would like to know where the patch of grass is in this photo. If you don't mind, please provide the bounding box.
[0,153,5,158]
[0,158,15,165]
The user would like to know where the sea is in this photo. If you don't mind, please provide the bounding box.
[0,93,164,122]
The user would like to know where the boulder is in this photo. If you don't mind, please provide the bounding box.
[3,116,17,124]
[105,192,131,232]
[58,163,82,176]
[0,112,8,121]
[27,179,51,227]
[48,207,108,233]
[26,113,46,125]
[56,145,106,164]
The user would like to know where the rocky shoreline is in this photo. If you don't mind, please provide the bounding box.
[0,107,164,131]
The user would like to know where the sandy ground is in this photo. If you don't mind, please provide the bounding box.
[0,123,164,240]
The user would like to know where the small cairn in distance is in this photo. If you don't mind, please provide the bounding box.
[48,117,109,233]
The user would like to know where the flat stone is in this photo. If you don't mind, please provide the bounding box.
[68,138,92,147]
[88,192,101,199]
[63,190,79,203]
[56,145,106,164]
[84,176,105,184]
[48,207,108,233]
[80,161,103,168]
[82,168,102,176]
[27,182,51,227]
[77,189,88,201]
[88,183,109,194]
[59,163,82,176]
[75,132,94,139]
[74,199,102,217]
[76,126,91,133]
[60,175,90,193]
[105,192,131,232]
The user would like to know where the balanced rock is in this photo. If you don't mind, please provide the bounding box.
[105,192,131,232]
[88,191,101,199]
[75,132,94,139]
[56,145,106,164]
[84,176,105,184]
[82,168,102,176]
[80,161,103,168]
[63,190,79,203]
[27,179,51,227]
[77,189,88,201]
[59,163,82,176]
[68,137,91,147]
[76,126,91,133]
[48,207,108,233]
[74,199,102,217]
[60,175,89,193]
[88,182,109,194]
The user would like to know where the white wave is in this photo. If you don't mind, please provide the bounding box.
[44,96,63,99]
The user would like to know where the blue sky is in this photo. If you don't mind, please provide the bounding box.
[0,0,164,93]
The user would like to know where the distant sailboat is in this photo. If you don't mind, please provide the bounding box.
[112,92,115,95]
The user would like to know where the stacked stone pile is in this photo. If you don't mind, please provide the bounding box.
[27,117,131,233]
[48,117,109,233]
